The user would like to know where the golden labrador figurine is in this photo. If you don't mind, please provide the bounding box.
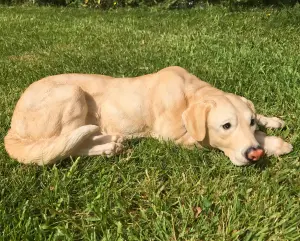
[4,66,293,166]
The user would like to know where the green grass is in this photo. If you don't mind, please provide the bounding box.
[0,5,300,240]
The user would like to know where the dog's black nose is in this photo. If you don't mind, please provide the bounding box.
[245,146,264,162]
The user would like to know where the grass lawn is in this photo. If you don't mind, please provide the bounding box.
[0,5,300,240]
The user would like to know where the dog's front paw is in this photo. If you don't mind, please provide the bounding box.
[259,116,285,129]
[273,141,293,157]
[265,136,293,157]
[268,117,285,128]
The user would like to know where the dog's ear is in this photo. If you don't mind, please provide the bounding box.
[240,97,256,113]
[182,101,214,142]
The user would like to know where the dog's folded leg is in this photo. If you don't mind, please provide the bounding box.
[256,114,285,129]
[74,134,124,157]
[75,142,123,157]
[254,131,293,157]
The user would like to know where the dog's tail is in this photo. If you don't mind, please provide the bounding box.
[4,125,99,165]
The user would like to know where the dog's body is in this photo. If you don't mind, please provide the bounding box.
[4,66,293,166]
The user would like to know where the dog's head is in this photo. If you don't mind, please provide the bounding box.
[182,94,264,166]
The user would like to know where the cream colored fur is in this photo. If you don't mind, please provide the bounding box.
[4,66,293,166]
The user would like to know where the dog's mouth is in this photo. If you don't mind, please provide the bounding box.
[231,157,253,166]
[224,150,257,166]
[220,144,266,166]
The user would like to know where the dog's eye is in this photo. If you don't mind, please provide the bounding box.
[222,123,231,130]
[250,118,255,126]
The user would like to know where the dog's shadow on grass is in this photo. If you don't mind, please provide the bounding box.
[254,157,272,170]
[46,135,276,171]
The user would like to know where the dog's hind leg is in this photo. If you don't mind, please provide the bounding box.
[74,134,124,157]
[5,83,100,165]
